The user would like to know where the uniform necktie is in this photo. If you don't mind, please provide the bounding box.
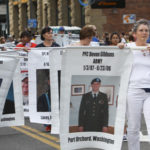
[94,94,97,99]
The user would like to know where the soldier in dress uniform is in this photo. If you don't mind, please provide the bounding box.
[78,78,108,132]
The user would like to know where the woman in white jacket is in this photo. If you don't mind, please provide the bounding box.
[118,19,150,150]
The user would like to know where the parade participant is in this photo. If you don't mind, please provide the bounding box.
[118,19,150,150]
[85,25,99,42]
[129,34,135,42]
[78,78,108,132]
[36,27,59,132]
[71,25,95,46]
[36,27,60,47]
[16,31,37,48]
[0,36,6,44]
[109,32,121,46]
[58,26,65,34]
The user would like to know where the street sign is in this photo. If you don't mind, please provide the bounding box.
[91,0,125,8]
[28,19,37,28]
[123,14,136,24]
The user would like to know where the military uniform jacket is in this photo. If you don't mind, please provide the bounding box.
[37,90,51,112]
[79,91,108,131]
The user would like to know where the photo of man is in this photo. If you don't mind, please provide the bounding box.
[22,73,28,105]
[78,78,108,132]
[0,78,2,87]
[37,84,51,112]
[37,69,51,112]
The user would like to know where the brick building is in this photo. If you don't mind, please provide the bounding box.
[9,0,150,39]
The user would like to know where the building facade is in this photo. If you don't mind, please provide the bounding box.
[0,0,8,36]
[9,0,150,39]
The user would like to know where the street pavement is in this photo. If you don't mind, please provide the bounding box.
[0,118,60,150]
[0,116,149,150]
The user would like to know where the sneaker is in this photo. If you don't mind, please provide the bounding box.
[45,125,51,132]
[123,134,127,141]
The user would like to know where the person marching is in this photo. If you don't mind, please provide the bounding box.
[36,27,60,132]
[16,31,37,48]
[118,19,150,150]
[70,25,95,46]
[36,27,59,47]
[109,32,121,46]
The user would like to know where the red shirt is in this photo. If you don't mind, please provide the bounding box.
[16,42,37,48]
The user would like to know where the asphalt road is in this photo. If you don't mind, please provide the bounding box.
[0,117,149,150]
[0,118,60,150]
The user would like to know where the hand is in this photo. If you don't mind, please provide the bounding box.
[117,43,125,49]
[23,47,31,52]
[141,46,150,56]
[102,127,108,133]
[78,126,84,132]
[1,47,6,51]
[147,46,150,54]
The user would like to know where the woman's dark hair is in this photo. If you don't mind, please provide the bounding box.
[129,35,135,42]
[20,31,32,39]
[41,27,52,40]
[110,32,121,44]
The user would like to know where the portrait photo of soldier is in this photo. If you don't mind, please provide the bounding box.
[36,69,51,112]
[21,72,28,105]
[78,78,108,132]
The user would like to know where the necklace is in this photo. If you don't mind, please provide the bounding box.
[141,49,150,56]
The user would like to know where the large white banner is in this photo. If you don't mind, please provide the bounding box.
[60,47,133,150]
[1,49,29,117]
[28,48,53,124]
[0,54,18,119]
[0,53,24,127]
[49,48,63,133]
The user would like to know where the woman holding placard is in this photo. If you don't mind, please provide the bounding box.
[118,19,150,150]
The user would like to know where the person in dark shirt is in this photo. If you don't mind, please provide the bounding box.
[36,27,60,47]
[37,87,51,112]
